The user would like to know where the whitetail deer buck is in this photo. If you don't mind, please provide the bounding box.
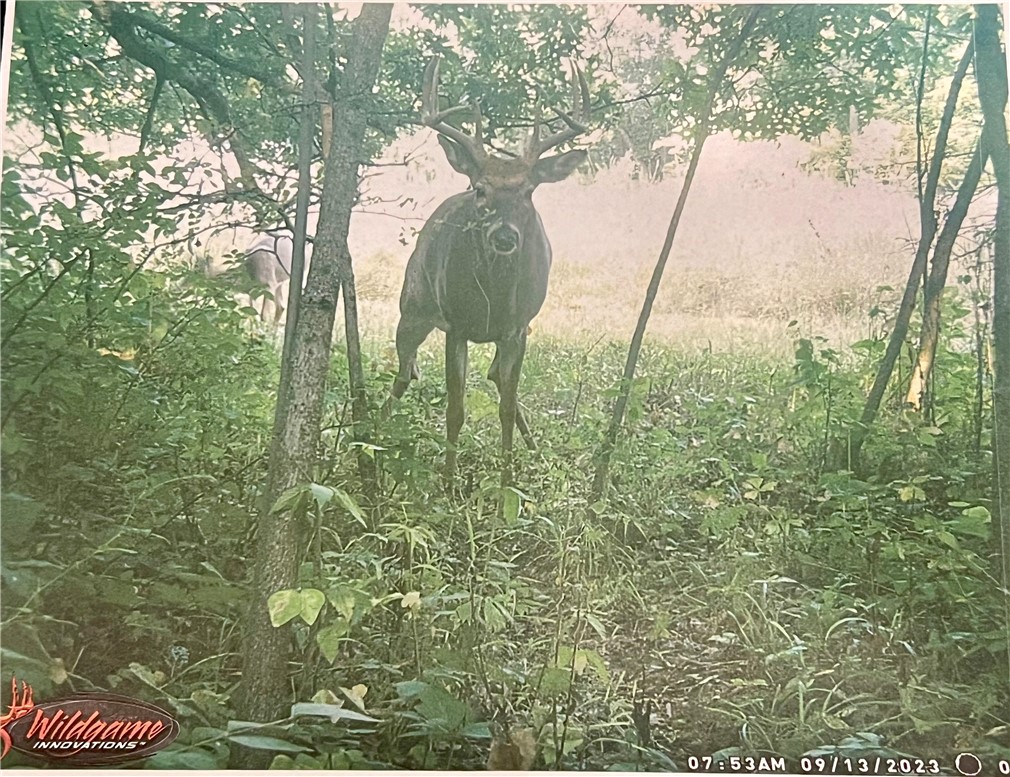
[383,57,591,485]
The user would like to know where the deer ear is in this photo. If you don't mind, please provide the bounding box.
[532,148,587,184]
[437,135,480,178]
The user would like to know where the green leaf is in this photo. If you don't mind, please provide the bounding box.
[316,621,348,663]
[267,590,301,626]
[501,488,521,524]
[227,735,309,753]
[309,483,335,510]
[539,666,570,697]
[268,589,323,627]
[270,753,326,769]
[584,612,608,639]
[414,684,470,730]
[298,588,325,625]
[581,648,611,685]
[327,586,358,621]
[290,702,378,723]
[0,493,44,549]
[334,489,367,527]
[271,485,309,515]
[460,722,492,739]
[961,505,991,520]
[146,748,225,769]
[948,507,990,539]
[934,530,959,550]
[898,485,925,502]
[394,680,429,701]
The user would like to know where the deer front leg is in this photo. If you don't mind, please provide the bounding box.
[444,332,469,488]
[381,316,434,419]
[493,333,527,487]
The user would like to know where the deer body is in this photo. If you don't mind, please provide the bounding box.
[385,57,590,486]
[243,235,298,326]
[400,192,551,344]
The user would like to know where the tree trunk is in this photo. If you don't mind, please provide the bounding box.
[590,7,763,504]
[907,139,987,412]
[231,5,392,768]
[905,39,977,411]
[973,4,1010,638]
[338,250,377,492]
[276,4,318,434]
[841,19,961,470]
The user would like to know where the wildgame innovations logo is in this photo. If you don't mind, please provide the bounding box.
[1,677,179,766]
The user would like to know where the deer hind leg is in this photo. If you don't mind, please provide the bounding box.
[272,282,289,328]
[444,332,469,485]
[258,289,278,327]
[488,345,536,451]
[382,316,434,419]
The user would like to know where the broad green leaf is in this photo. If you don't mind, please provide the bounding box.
[539,666,570,696]
[415,684,469,730]
[934,530,959,550]
[146,749,224,769]
[949,507,991,538]
[266,589,325,626]
[316,621,348,663]
[271,485,309,515]
[335,489,367,526]
[327,586,358,621]
[268,589,301,627]
[394,680,429,701]
[298,588,326,625]
[501,487,521,524]
[581,648,611,685]
[227,735,309,753]
[482,597,508,632]
[290,701,378,723]
[309,483,335,510]
[460,722,492,739]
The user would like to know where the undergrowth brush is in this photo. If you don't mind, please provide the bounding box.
[2,258,1006,769]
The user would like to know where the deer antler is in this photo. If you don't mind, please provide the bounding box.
[524,61,591,160]
[421,57,487,161]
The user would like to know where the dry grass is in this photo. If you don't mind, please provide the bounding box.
[353,131,920,359]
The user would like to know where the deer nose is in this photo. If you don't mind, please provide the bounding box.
[490,225,520,254]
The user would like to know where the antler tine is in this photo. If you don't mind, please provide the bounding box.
[523,94,544,161]
[529,61,591,159]
[420,56,486,159]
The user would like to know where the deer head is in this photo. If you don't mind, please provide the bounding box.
[420,57,590,257]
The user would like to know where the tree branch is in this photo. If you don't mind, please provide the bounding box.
[93,1,259,185]
[112,7,288,90]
